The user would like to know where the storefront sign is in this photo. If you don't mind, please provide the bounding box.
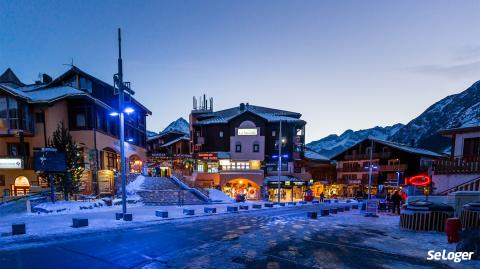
[98,170,114,194]
[34,151,66,173]
[197,153,218,161]
[238,128,257,136]
[0,158,23,169]
[293,181,306,186]
[405,175,431,186]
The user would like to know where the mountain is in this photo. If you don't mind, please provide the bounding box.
[389,81,480,153]
[307,124,404,158]
[308,80,480,157]
[160,117,190,136]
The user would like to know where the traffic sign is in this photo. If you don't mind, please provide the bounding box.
[34,151,67,173]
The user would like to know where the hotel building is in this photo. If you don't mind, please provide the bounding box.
[0,67,150,199]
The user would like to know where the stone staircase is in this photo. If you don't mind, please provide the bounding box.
[137,177,209,205]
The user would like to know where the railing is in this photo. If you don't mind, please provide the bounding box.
[170,175,211,202]
[378,164,408,172]
[337,167,367,172]
[344,152,391,160]
[434,158,480,174]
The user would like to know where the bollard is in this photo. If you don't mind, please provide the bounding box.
[278,202,285,207]
[183,209,195,215]
[227,206,238,212]
[239,205,249,210]
[155,211,169,218]
[307,212,318,219]
[344,206,350,211]
[252,204,262,209]
[299,201,307,205]
[115,213,124,220]
[352,204,359,209]
[337,207,344,213]
[204,207,217,213]
[288,202,296,206]
[12,223,26,235]
[312,201,319,204]
[264,203,274,208]
[123,213,133,221]
[72,218,89,228]
[320,209,329,216]
[330,208,338,214]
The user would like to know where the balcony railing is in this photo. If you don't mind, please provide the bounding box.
[344,152,391,160]
[434,158,480,175]
[378,164,408,172]
[337,167,366,173]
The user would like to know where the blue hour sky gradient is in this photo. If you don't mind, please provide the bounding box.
[1,0,480,142]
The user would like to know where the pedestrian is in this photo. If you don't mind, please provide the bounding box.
[155,164,161,177]
[391,191,402,215]
[320,192,325,203]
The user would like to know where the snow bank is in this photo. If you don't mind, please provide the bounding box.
[33,200,106,214]
[126,175,145,195]
[208,189,234,203]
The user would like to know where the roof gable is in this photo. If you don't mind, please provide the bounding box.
[0,68,24,86]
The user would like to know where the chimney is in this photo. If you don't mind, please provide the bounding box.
[239,103,245,111]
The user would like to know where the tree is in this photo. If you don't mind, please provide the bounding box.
[48,122,84,200]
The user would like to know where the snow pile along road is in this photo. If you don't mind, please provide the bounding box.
[208,189,234,203]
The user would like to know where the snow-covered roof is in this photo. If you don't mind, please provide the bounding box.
[158,136,190,148]
[0,84,113,109]
[331,137,443,159]
[304,150,330,162]
[438,125,480,136]
[194,104,305,125]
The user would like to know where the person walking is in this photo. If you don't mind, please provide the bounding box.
[320,192,325,203]
[391,191,402,215]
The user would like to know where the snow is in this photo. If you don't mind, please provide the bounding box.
[207,189,234,203]
[126,175,145,195]
[32,200,106,214]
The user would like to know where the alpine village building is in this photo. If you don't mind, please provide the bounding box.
[433,126,480,194]
[331,138,443,198]
[146,118,192,178]
[0,67,150,199]
[188,96,330,202]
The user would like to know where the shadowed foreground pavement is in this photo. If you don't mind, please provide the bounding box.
[0,206,459,269]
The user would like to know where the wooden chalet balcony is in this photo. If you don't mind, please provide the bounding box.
[344,152,391,160]
[337,167,366,173]
[378,164,408,172]
[434,158,480,175]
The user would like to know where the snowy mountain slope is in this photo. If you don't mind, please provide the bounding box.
[307,124,404,158]
[308,80,480,156]
[389,81,480,152]
[160,117,190,135]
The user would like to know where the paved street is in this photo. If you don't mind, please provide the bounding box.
[0,205,463,269]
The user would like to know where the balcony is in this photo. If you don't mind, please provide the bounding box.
[337,167,366,173]
[378,164,408,172]
[344,152,391,160]
[434,158,480,175]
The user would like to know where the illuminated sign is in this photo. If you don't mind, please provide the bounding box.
[0,158,23,169]
[405,175,431,186]
[238,128,257,136]
[197,153,218,161]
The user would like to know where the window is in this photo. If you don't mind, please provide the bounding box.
[235,143,242,152]
[79,77,92,93]
[463,137,480,159]
[7,143,29,156]
[219,131,223,138]
[253,143,259,152]
[76,113,86,127]
[8,98,18,129]
[272,130,276,137]
[65,76,77,88]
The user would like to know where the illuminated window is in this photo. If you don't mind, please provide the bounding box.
[219,131,223,138]
[253,143,259,152]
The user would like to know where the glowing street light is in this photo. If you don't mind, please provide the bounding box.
[124,107,134,114]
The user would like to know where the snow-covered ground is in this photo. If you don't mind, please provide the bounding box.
[207,188,234,203]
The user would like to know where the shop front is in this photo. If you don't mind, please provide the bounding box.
[265,176,308,202]
[222,178,260,200]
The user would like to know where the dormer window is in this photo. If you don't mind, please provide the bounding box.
[80,77,93,93]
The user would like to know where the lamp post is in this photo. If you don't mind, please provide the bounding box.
[112,28,135,217]
[367,139,373,202]
[277,120,282,203]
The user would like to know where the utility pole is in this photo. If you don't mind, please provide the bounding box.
[277,120,282,203]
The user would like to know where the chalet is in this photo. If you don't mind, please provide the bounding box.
[331,138,442,198]
[433,126,480,194]
[0,67,151,198]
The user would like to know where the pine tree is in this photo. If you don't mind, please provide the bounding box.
[48,122,84,200]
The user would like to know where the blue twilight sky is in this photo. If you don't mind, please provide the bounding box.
[1,0,480,142]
